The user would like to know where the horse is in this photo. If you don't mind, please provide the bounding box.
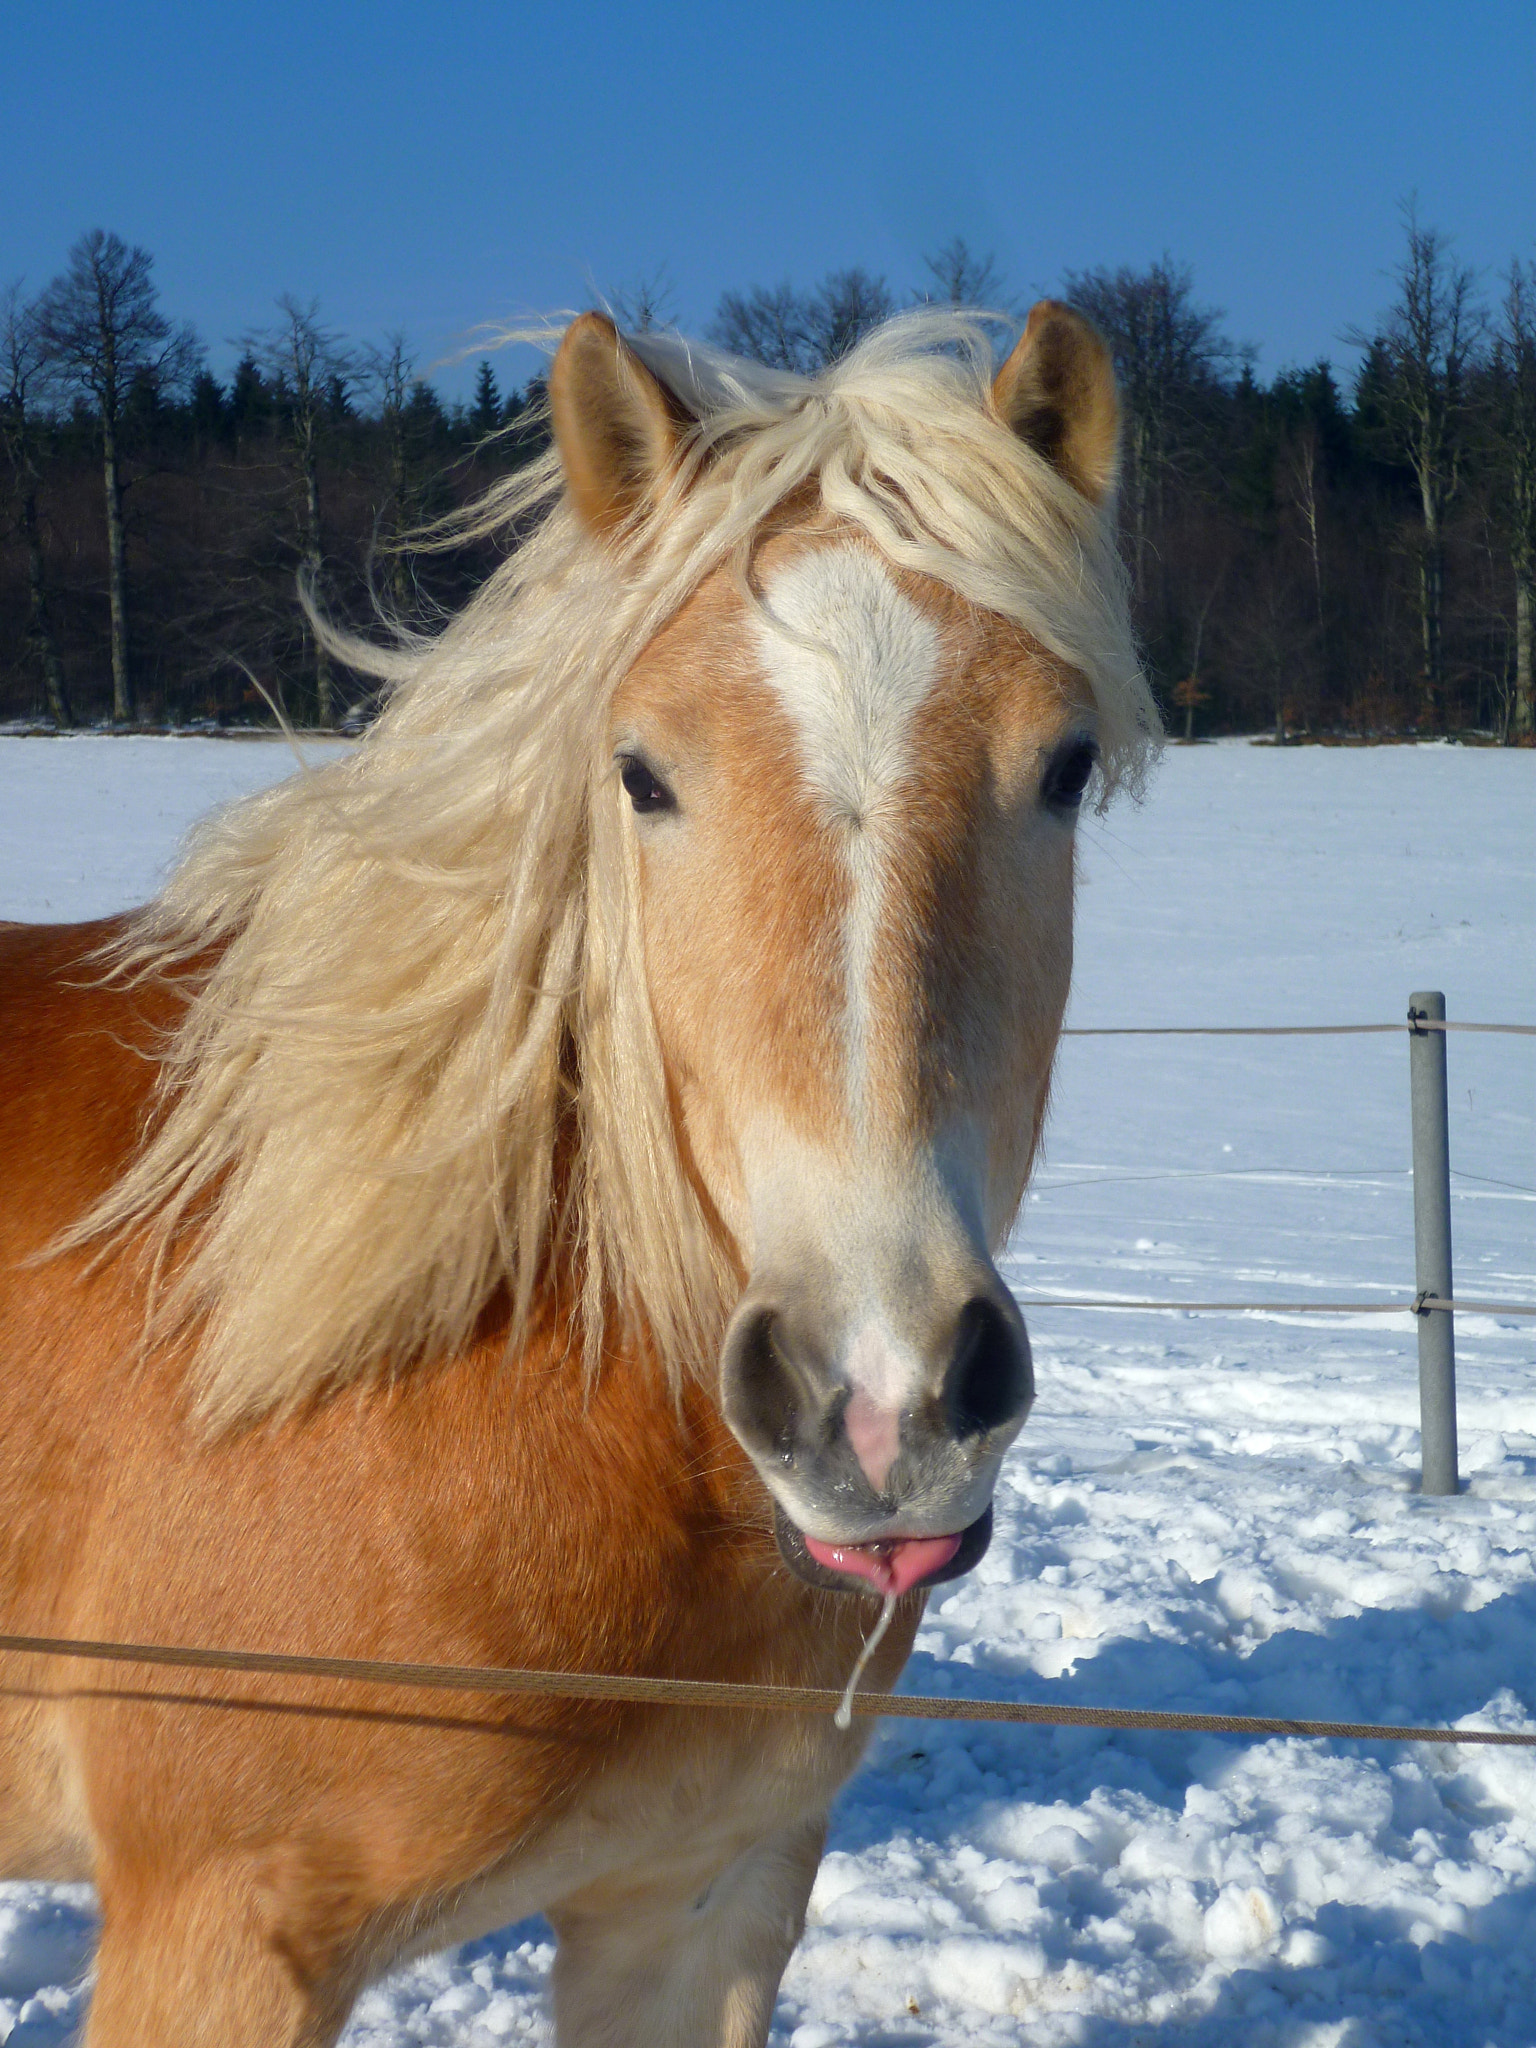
[0,301,1153,2046]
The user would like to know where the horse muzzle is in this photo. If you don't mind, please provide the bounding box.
[719,1278,1033,1597]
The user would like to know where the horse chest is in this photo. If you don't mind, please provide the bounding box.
[419,1702,870,1953]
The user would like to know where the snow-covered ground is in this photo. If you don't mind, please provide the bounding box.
[1,734,1532,2046]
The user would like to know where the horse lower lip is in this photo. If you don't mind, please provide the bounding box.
[800,1531,963,1596]
[773,1502,993,1595]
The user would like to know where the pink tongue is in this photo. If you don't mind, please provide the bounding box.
[803,1531,962,1596]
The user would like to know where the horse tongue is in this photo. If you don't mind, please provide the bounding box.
[802,1531,961,1596]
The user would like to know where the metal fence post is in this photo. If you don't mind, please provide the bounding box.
[1409,991,1458,1495]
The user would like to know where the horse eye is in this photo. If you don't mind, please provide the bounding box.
[1043,739,1098,811]
[619,755,675,815]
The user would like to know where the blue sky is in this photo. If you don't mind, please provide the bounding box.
[5,0,1532,401]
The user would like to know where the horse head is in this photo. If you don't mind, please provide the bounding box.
[550,304,1127,1597]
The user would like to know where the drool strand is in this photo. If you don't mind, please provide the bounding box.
[834,1592,898,1730]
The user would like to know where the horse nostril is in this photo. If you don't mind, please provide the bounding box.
[720,1305,805,1464]
[943,1295,1030,1439]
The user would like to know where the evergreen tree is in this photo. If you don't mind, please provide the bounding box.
[471,359,501,438]
[188,368,228,445]
[228,353,271,440]
[405,378,447,439]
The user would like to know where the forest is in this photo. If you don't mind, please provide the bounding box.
[2,216,1533,741]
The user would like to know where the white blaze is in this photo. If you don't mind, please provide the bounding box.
[751,546,941,1125]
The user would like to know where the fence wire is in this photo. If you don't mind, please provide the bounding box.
[1014,1296,1536,1316]
[1040,1011,1534,1315]
[1062,1020,1535,1037]
[3,1630,1534,1751]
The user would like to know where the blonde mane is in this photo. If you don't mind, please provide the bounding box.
[76,310,1157,1426]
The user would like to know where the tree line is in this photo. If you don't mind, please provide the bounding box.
[0,233,547,729]
[3,216,1533,740]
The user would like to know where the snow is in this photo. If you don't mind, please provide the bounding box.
[1,733,1533,2045]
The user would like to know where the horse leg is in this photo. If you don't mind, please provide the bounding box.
[84,1865,354,2048]
[548,1813,826,2048]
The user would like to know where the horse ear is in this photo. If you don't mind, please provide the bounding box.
[991,300,1120,507]
[549,312,691,537]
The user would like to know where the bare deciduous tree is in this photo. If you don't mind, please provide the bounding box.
[709,281,810,371]
[0,283,71,725]
[919,237,1008,309]
[367,333,416,616]
[1284,426,1325,638]
[606,269,675,335]
[802,269,894,365]
[245,296,354,725]
[1172,566,1226,740]
[37,230,200,721]
[1351,204,1486,729]
[1491,262,1536,740]
[1063,256,1241,601]
[710,269,894,373]
[1219,552,1321,742]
